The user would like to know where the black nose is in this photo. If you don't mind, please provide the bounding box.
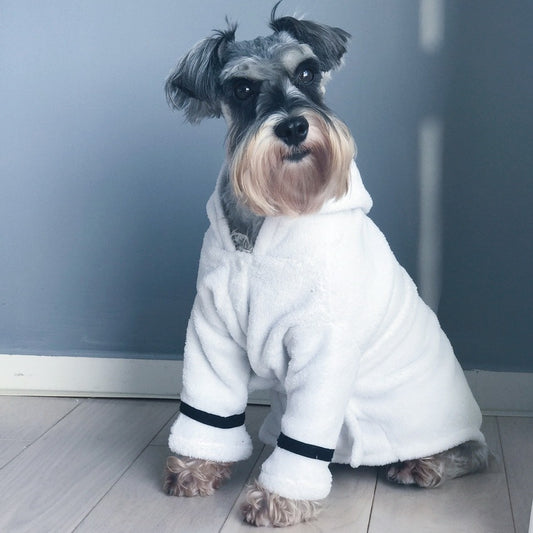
[274,116,309,146]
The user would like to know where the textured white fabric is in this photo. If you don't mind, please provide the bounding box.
[169,161,485,500]
[168,413,252,463]
[259,447,333,500]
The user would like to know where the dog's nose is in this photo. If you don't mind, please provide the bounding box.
[274,116,309,146]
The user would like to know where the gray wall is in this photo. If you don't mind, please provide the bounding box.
[1,2,531,371]
[439,2,533,371]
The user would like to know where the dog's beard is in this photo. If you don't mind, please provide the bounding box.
[230,111,355,216]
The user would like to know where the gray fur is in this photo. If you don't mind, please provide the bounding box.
[165,26,237,122]
[165,8,349,124]
[386,440,490,488]
[219,165,264,252]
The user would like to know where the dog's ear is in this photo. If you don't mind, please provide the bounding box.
[270,9,350,72]
[165,26,236,123]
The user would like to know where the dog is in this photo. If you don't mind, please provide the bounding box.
[162,5,489,527]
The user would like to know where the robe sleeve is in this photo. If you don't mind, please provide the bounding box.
[258,323,360,500]
[168,288,253,463]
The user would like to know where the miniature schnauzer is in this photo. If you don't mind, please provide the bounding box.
[162,5,489,528]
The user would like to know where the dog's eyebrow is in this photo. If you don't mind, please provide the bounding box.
[278,44,317,75]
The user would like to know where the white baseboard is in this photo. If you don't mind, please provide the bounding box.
[0,354,531,415]
[0,354,182,399]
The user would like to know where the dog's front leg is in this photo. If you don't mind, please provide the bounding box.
[163,283,253,498]
[240,326,361,527]
[241,444,332,527]
[164,455,232,497]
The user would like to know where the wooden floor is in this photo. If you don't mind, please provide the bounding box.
[0,398,532,533]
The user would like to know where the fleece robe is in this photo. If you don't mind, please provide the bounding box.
[169,161,485,501]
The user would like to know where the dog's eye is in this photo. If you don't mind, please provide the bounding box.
[297,68,315,85]
[234,81,254,100]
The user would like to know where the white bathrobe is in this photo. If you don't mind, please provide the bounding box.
[169,161,485,500]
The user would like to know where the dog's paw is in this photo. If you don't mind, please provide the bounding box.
[386,458,443,488]
[240,480,321,527]
[163,455,232,497]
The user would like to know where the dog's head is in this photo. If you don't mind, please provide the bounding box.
[166,5,355,216]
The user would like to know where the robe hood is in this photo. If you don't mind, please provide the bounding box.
[207,160,373,247]
[319,160,373,216]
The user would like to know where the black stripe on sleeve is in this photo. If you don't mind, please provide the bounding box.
[277,433,334,462]
[180,401,245,429]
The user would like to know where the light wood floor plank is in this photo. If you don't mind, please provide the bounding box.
[75,405,268,533]
[0,398,176,533]
[221,449,378,532]
[498,417,533,533]
[0,396,80,468]
[2,397,527,533]
[149,405,179,446]
[367,416,515,533]
[74,443,262,533]
[149,417,176,446]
